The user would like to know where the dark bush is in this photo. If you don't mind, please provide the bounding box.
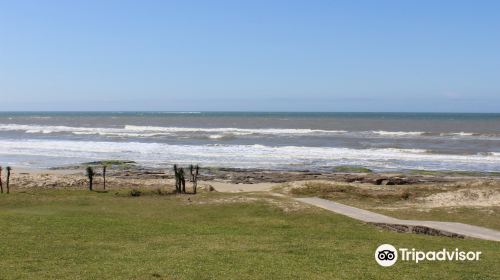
[129,189,142,197]
[401,190,411,200]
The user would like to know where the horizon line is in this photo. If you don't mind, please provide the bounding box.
[1,110,500,114]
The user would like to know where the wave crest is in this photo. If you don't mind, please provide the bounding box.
[0,124,498,139]
[0,139,499,171]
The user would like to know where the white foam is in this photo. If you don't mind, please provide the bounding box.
[0,124,348,137]
[208,134,234,140]
[0,139,499,171]
[372,130,425,136]
[443,132,476,136]
[0,124,498,140]
[124,125,347,135]
[0,124,171,137]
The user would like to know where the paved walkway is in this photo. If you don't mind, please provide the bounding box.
[295,197,500,242]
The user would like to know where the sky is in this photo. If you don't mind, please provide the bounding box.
[0,0,499,112]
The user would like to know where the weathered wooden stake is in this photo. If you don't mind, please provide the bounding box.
[86,166,95,191]
[103,165,107,190]
[0,166,3,194]
[6,166,11,194]
[173,164,180,193]
[179,168,186,194]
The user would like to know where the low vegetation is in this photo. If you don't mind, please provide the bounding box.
[85,166,95,191]
[291,182,413,202]
[334,165,372,173]
[289,181,500,231]
[83,160,136,169]
[409,169,500,177]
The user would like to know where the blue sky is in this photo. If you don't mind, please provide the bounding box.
[1,0,499,112]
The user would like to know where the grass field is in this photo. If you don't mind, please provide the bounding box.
[0,190,499,279]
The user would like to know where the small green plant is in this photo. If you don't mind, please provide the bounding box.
[173,165,186,194]
[129,189,142,197]
[334,166,372,173]
[190,165,200,194]
[86,167,95,191]
[401,190,411,200]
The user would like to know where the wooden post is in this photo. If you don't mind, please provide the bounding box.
[195,165,199,193]
[103,165,107,190]
[189,165,194,182]
[174,164,180,193]
[6,166,11,194]
[179,168,186,194]
[0,166,3,194]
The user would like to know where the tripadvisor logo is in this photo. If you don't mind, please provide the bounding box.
[375,244,398,267]
[375,244,482,267]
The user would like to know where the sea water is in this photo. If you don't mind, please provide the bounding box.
[0,112,499,172]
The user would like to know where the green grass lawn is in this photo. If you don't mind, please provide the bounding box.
[0,190,499,279]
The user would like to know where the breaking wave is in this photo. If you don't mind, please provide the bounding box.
[372,131,425,136]
[0,124,347,137]
[0,124,498,139]
[0,139,499,171]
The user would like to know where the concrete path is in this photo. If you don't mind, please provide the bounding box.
[295,197,500,242]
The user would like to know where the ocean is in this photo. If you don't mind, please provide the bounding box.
[0,112,499,172]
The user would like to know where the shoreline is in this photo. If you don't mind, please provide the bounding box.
[5,160,500,191]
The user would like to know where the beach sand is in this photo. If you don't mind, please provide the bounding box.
[5,163,500,207]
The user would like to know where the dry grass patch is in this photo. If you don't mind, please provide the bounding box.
[194,192,312,213]
[290,181,414,202]
[287,179,500,230]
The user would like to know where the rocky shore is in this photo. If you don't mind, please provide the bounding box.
[6,160,497,191]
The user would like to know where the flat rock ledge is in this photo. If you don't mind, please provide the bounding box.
[370,222,465,238]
